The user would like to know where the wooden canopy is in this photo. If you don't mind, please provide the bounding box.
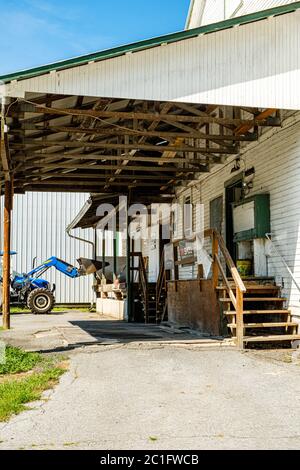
[0,93,281,201]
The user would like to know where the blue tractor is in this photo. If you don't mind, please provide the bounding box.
[0,254,106,314]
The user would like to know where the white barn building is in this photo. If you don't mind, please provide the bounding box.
[1,1,300,347]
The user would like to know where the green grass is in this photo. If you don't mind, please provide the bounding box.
[0,346,42,375]
[0,346,67,421]
[0,367,64,421]
[9,305,91,314]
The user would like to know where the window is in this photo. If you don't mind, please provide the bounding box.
[210,196,223,234]
[183,195,193,238]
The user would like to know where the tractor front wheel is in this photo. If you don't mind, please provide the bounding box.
[27,288,55,314]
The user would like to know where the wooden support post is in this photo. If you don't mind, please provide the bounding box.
[113,234,117,280]
[212,231,219,289]
[236,288,244,350]
[102,233,106,277]
[2,179,12,330]
[173,245,179,281]
[126,207,133,322]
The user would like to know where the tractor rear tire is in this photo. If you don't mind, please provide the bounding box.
[27,288,55,314]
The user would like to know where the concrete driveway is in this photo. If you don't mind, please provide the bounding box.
[0,312,300,450]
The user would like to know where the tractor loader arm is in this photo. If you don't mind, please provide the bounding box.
[27,257,108,279]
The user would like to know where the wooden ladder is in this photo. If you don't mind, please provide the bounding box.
[131,252,155,324]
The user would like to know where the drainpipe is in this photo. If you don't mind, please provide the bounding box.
[66,226,95,257]
[66,196,96,257]
[66,226,96,310]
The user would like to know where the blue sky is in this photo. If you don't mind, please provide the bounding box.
[0,0,190,74]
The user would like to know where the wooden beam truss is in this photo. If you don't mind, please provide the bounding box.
[3,95,280,197]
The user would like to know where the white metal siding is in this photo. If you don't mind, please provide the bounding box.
[178,113,300,317]
[188,0,297,27]
[0,192,94,303]
[237,1,297,16]
[3,11,300,110]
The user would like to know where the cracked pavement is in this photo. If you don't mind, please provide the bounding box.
[0,312,300,450]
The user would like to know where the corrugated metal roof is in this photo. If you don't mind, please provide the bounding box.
[67,194,120,230]
[1,2,300,84]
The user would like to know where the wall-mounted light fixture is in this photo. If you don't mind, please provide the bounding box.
[242,166,255,196]
[231,157,241,173]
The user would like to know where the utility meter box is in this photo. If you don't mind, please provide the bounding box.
[233,194,270,242]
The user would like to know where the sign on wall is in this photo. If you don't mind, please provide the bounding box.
[164,243,174,271]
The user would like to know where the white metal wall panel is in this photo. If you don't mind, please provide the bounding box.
[3,11,300,110]
[0,192,94,303]
[236,1,297,18]
[188,0,297,27]
[178,113,300,317]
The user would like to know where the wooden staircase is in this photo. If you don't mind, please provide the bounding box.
[218,281,300,347]
[147,282,158,323]
[131,252,160,324]
[207,229,300,348]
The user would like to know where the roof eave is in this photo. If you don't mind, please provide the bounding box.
[1,1,300,84]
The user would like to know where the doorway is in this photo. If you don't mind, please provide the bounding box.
[225,175,243,263]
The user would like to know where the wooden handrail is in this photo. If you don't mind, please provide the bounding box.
[214,231,246,293]
[156,250,167,323]
[171,229,246,292]
[209,229,245,349]
[131,252,149,322]
[215,254,237,310]
[156,251,165,293]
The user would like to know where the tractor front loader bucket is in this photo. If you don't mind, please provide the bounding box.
[77,258,109,276]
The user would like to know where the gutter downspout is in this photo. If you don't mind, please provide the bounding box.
[66,227,95,257]
[66,197,95,256]
[66,227,96,310]
[66,197,96,309]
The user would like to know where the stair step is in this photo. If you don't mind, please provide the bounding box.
[225,310,290,315]
[227,276,275,282]
[217,285,280,291]
[228,322,298,328]
[243,334,300,343]
[220,297,286,302]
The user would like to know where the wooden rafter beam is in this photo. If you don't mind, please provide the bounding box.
[16,172,202,181]
[15,104,281,127]
[13,186,176,197]
[21,162,202,173]
[235,108,277,135]
[15,152,221,165]
[11,139,237,154]
[17,180,178,188]
[107,102,174,186]
[12,124,258,141]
